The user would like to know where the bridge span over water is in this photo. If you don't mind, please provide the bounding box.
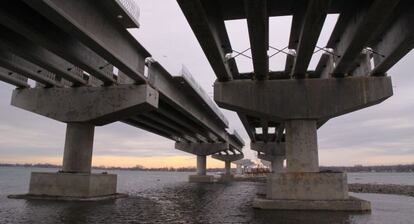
[0,0,244,199]
[178,0,413,211]
[0,0,413,212]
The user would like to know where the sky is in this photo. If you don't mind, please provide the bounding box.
[0,0,413,168]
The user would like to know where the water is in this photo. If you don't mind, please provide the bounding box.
[348,172,414,185]
[1,167,414,224]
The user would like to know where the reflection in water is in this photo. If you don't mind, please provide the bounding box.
[0,168,413,224]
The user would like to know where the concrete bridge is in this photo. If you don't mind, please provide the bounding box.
[0,0,244,200]
[178,0,413,211]
[0,0,413,212]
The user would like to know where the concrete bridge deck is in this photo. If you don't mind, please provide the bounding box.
[178,0,413,211]
[0,0,244,199]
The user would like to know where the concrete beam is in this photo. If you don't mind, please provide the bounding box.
[238,113,256,142]
[100,0,141,29]
[287,1,306,50]
[251,141,286,157]
[173,66,229,128]
[137,114,198,143]
[25,0,150,83]
[0,52,63,87]
[314,53,334,78]
[0,67,29,88]
[276,123,285,142]
[177,0,237,81]
[132,116,190,142]
[257,153,274,162]
[175,142,229,156]
[149,62,229,142]
[144,113,207,143]
[0,27,86,86]
[370,3,414,76]
[350,51,372,77]
[212,154,243,162]
[290,0,330,77]
[326,0,399,77]
[0,2,116,84]
[215,77,393,120]
[123,118,175,141]
[157,105,212,142]
[11,84,158,125]
[245,0,269,80]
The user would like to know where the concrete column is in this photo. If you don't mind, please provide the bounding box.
[271,156,284,173]
[236,164,242,174]
[196,155,207,175]
[225,161,231,175]
[285,120,319,172]
[62,123,95,173]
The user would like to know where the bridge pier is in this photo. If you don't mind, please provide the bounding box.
[189,155,214,183]
[253,141,285,173]
[216,77,393,211]
[27,123,118,200]
[212,154,243,182]
[271,156,284,173]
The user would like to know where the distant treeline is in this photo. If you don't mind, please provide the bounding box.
[0,163,227,172]
[321,164,414,172]
[1,163,413,172]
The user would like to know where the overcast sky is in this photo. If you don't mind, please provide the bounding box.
[0,0,413,168]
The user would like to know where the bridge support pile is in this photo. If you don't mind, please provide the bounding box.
[175,142,229,183]
[253,142,285,173]
[212,154,243,181]
[10,84,158,200]
[29,123,118,199]
[215,77,393,211]
[188,155,214,183]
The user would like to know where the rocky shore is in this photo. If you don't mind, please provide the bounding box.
[348,183,414,197]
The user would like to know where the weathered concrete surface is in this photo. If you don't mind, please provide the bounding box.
[266,172,348,200]
[250,141,285,157]
[225,161,231,175]
[286,120,319,172]
[214,77,393,120]
[271,156,284,173]
[211,154,243,162]
[196,155,207,175]
[62,123,95,173]
[11,84,158,125]
[188,175,215,183]
[253,196,371,211]
[29,172,117,198]
[175,142,229,156]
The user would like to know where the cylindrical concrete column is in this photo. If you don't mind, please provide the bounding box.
[62,123,95,173]
[196,155,207,175]
[225,161,231,175]
[285,120,319,172]
[271,156,284,173]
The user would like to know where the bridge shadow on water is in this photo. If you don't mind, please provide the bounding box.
[5,181,375,224]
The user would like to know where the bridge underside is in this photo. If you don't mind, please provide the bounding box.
[0,0,245,199]
[178,0,413,211]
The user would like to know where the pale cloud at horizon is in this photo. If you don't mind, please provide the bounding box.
[0,0,413,168]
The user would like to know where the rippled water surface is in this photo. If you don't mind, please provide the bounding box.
[1,167,414,224]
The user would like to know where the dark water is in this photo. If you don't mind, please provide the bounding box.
[1,167,414,224]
